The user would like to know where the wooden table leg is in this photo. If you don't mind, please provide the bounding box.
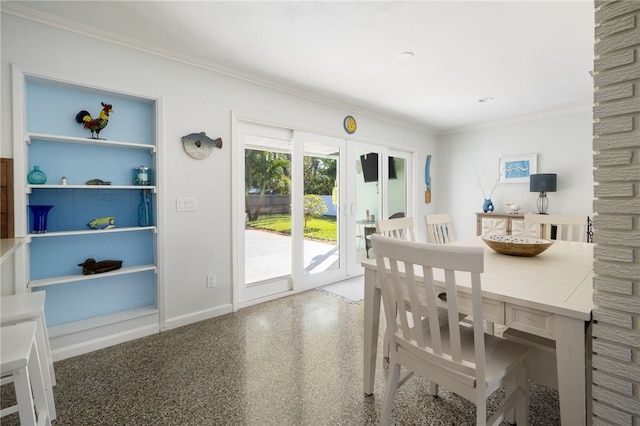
[554,316,587,425]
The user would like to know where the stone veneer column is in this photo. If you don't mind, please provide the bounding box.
[592,1,640,424]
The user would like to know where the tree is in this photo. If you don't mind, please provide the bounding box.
[245,149,290,222]
[304,156,336,195]
[303,194,327,228]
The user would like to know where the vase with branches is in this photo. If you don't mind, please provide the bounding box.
[474,166,502,212]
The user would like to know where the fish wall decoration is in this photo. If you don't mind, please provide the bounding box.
[181,132,223,159]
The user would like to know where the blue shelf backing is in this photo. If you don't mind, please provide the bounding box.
[28,187,152,231]
[34,270,156,327]
[28,139,152,186]
[26,79,154,145]
[29,231,154,280]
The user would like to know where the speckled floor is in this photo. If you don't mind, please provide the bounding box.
[1,289,560,425]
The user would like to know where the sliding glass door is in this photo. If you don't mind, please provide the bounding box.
[234,119,412,306]
[235,122,349,306]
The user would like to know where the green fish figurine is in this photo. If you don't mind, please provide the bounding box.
[88,216,115,230]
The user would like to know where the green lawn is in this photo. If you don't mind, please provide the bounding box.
[247,214,337,242]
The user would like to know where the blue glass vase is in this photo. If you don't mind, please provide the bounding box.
[27,165,47,184]
[28,205,54,233]
[482,199,494,213]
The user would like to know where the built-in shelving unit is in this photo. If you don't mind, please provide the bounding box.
[13,66,162,358]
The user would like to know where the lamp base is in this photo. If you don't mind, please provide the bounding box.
[537,192,549,214]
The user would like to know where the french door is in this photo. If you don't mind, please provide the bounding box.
[345,143,411,274]
[233,119,412,307]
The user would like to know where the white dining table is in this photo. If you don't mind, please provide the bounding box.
[362,237,594,426]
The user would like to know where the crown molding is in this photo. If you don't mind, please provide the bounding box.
[438,103,593,137]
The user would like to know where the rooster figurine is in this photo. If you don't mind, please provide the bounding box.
[75,102,113,139]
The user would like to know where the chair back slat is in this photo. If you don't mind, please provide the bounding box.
[372,235,485,383]
[422,266,443,354]
[424,214,455,244]
[524,214,588,242]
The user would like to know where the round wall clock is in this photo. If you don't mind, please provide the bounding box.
[343,115,357,134]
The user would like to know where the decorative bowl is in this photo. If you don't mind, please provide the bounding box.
[481,235,553,257]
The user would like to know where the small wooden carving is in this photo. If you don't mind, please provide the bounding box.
[78,258,123,275]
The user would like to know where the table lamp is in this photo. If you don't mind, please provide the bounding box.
[529,173,557,214]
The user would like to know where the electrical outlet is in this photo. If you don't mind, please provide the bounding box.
[206,274,216,288]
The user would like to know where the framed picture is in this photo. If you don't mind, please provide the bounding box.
[499,154,537,183]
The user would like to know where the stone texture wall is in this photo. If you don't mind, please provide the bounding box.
[592,1,640,424]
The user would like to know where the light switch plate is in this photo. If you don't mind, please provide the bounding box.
[176,197,197,212]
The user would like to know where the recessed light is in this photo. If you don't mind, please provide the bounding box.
[478,97,494,103]
[397,51,414,60]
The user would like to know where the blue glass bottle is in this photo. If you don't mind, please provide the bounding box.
[138,189,153,227]
[27,165,47,184]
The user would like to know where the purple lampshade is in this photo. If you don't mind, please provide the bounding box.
[530,174,557,193]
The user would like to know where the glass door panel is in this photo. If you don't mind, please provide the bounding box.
[387,154,408,219]
[295,131,347,289]
[302,147,339,275]
[349,144,383,270]
[239,122,293,303]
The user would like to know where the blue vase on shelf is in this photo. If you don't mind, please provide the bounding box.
[27,165,47,184]
[28,205,54,233]
[482,199,494,213]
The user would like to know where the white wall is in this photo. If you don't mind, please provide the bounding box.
[1,14,436,325]
[436,109,594,240]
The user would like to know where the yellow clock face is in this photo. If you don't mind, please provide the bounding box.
[344,116,357,134]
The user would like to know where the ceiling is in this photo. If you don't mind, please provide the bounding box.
[4,1,595,133]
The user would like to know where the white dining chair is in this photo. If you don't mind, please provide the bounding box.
[1,322,53,426]
[424,213,455,244]
[375,216,416,241]
[371,235,530,426]
[524,214,588,242]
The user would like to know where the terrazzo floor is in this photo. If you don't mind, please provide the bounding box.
[1,289,561,425]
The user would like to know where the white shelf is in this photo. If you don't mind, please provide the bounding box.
[28,184,155,190]
[28,226,156,238]
[48,305,159,338]
[27,184,156,193]
[26,132,156,152]
[28,264,157,288]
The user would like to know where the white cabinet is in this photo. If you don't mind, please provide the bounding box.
[13,67,162,358]
[476,212,541,237]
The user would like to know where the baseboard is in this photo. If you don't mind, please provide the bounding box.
[51,323,159,361]
[163,304,233,331]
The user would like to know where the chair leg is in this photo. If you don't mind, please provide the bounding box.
[12,366,37,426]
[28,342,51,426]
[504,377,516,424]
[477,399,487,426]
[515,367,528,425]
[383,327,390,358]
[428,381,439,396]
[381,358,401,426]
